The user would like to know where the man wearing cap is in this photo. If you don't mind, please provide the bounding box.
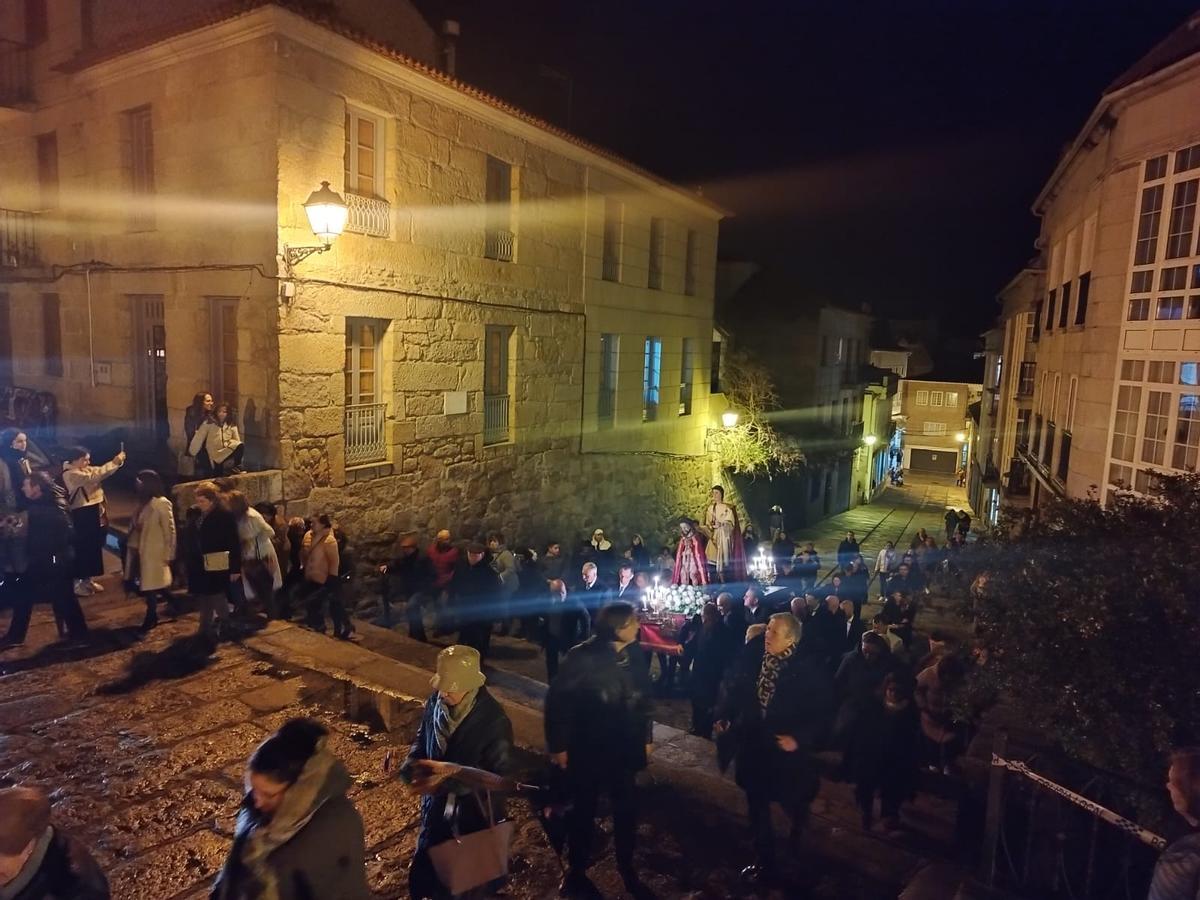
[427,529,460,635]
[0,786,109,898]
[378,534,435,639]
[546,601,655,898]
[450,541,502,659]
[401,645,513,900]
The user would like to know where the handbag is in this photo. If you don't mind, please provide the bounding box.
[426,791,513,895]
[203,550,230,572]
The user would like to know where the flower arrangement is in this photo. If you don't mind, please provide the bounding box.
[646,581,708,616]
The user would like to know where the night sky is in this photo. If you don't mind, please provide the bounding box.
[420,0,1200,339]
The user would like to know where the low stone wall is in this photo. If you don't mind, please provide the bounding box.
[171,469,285,515]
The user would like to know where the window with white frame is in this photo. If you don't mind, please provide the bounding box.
[1173,394,1200,471]
[344,107,384,197]
[344,319,387,465]
[122,105,155,231]
[1165,178,1198,259]
[1111,385,1142,461]
[1148,360,1176,384]
[1142,390,1170,465]
[922,422,946,435]
[484,326,512,445]
[945,391,959,408]
[930,390,944,407]
[915,389,929,406]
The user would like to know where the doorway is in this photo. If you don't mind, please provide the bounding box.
[132,295,168,443]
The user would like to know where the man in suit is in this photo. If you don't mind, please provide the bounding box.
[613,561,640,605]
[578,561,609,615]
[744,585,771,626]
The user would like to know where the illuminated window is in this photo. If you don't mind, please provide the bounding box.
[1142,390,1170,465]
[642,337,662,421]
[1172,394,1200,470]
[1134,184,1164,266]
[1128,298,1150,321]
[344,107,383,198]
[1165,179,1198,259]
[1111,385,1141,461]
[1157,297,1184,320]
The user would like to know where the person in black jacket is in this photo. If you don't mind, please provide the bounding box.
[378,535,435,639]
[191,481,242,643]
[450,542,501,659]
[689,602,735,739]
[717,591,749,644]
[545,602,655,899]
[1,471,88,648]
[846,672,921,833]
[400,645,513,900]
[715,613,833,885]
[0,786,109,899]
[542,579,590,682]
[836,531,859,573]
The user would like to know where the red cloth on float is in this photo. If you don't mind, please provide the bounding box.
[672,532,709,585]
[638,620,683,656]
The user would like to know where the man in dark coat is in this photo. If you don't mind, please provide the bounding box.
[545,602,654,898]
[836,531,859,573]
[690,602,736,738]
[0,786,109,899]
[743,585,771,626]
[401,646,513,900]
[542,579,590,682]
[717,591,749,644]
[577,561,609,615]
[379,535,436,639]
[450,542,502,659]
[716,613,833,884]
[846,673,920,833]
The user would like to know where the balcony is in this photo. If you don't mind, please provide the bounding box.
[484,227,514,262]
[344,401,387,466]
[0,40,31,108]
[0,209,38,268]
[483,394,509,445]
[345,193,390,238]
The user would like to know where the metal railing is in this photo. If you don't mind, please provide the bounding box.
[483,394,509,445]
[344,401,387,466]
[0,40,31,107]
[0,209,37,268]
[345,193,390,238]
[484,228,514,262]
[597,388,615,429]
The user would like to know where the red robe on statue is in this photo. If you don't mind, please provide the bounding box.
[673,531,709,586]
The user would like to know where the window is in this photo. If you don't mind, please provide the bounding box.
[1057,430,1071,482]
[648,217,665,290]
[484,155,514,262]
[915,389,929,406]
[343,108,382,197]
[642,337,662,421]
[1059,283,1072,328]
[1134,184,1165,265]
[1189,297,1200,319]
[684,229,698,296]
[1043,420,1055,465]
[1016,409,1031,448]
[1146,155,1168,181]
[122,105,155,231]
[25,0,47,44]
[1195,265,1200,288]
[1045,289,1056,331]
[1142,390,1170,464]
[1031,414,1042,460]
[598,333,618,428]
[602,197,622,282]
[1018,362,1036,396]
[483,326,511,445]
[1120,359,1144,381]
[710,338,723,393]
[1182,362,1199,386]
[344,320,387,464]
[1065,377,1078,431]
[1148,360,1176,384]
[1135,469,1165,495]
[678,337,695,416]
[841,397,850,434]
[42,293,62,377]
[1162,267,1189,291]
[1075,272,1091,324]
[1176,144,1200,174]
[1023,312,1035,345]
[930,390,944,407]
[210,298,239,416]
[1131,270,1153,293]
[0,294,10,385]
[1158,297,1184,320]
[1165,179,1198,259]
[1129,298,1150,320]
[945,390,959,408]
[1032,300,1043,341]
[1173,394,1200,470]
[1109,463,1133,488]
[35,132,57,210]
[922,422,946,436]
[1111,385,1142,461]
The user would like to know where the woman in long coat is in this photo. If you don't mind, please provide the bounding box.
[126,469,176,632]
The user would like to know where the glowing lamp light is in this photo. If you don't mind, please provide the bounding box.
[303,181,348,243]
[955,431,967,442]
[721,410,740,429]
[863,434,878,447]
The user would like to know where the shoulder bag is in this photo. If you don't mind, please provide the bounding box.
[427,790,513,895]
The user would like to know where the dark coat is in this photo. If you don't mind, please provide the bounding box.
[576,577,611,613]
[5,827,110,900]
[543,594,590,646]
[846,696,920,789]
[545,636,654,775]
[745,603,771,626]
[839,614,866,655]
[22,493,74,574]
[212,762,369,900]
[385,550,435,597]
[834,648,900,709]
[836,539,859,570]
[717,636,833,804]
[690,624,735,704]
[450,557,502,625]
[722,606,750,644]
[192,506,242,595]
[405,688,513,849]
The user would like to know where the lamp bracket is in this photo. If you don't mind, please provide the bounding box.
[282,243,330,269]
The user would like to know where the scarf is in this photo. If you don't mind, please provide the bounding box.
[231,738,338,900]
[432,688,479,757]
[756,643,796,710]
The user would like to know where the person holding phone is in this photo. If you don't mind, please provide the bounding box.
[191,481,241,643]
[61,444,125,598]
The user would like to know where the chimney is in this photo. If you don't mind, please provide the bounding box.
[441,20,460,77]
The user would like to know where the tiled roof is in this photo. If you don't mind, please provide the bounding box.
[1106,10,1200,94]
[57,0,725,215]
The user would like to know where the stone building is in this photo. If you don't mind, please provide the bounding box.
[0,0,727,549]
[986,10,1200,507]
[894,378,980,476]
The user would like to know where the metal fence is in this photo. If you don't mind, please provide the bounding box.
[484,228,514,262]
[345,193,390,238]
[483,394,509,445]
[0,208,37,268]
[980,732,1167,900]
[344,402,387,466]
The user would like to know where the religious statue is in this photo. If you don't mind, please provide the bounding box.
[703,485,747,582]
[672,517,708,586]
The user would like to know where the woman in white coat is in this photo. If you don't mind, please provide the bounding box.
[126,469,177,632]
[227,489,282,614]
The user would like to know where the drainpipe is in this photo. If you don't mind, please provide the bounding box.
[85,265,96,388]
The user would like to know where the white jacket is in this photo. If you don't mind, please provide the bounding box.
[63,456,122,510]
[128,495,176,591]
[189,421,242,464]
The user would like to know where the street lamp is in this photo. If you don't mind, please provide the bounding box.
[954,431,967,443]
[721,409,740,429]
[283,181,348,268]
[863,434,878,447]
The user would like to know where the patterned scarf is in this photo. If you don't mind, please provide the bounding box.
[756,643,796,710]
[432,688,479,757]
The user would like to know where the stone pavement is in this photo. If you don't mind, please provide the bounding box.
[0,580,967,899]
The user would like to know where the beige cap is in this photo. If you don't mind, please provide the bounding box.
[430,645,486,693]
[435,529,451,541]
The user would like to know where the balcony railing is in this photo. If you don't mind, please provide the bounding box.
[484,227,514,262]
[0,209,37,268]
[597,388,615,429]
[345,193,390,238]
[483,394,510,445]
[344,401,387,466]
[0,40,31,107]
